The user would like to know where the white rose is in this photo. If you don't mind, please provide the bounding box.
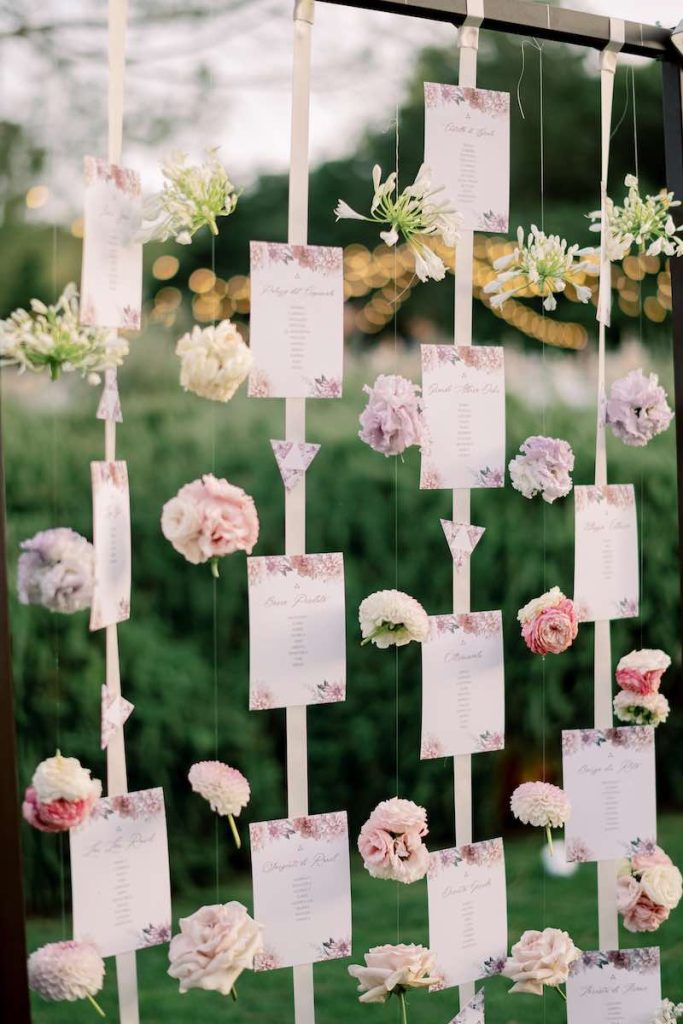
[161,495,203,564]
[503,928,581,995]
[640,865,683,910]
[176,321,252,403]
[168,902,263,995]
[359,589,429,648]
[617,649,671,673]
[517,586,564,625]
[32,754,97,803]
[348,944,439,1003]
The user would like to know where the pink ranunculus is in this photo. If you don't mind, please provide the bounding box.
[521,598,578,655]
[616,667,663,694]
[622,892,670,933]
[22,787,95,833]
[161,474,259,568]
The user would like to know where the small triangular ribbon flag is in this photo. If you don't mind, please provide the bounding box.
[96,368,123,423]
[449,989,484,1024]
[441,519,485,568]
[271,440,320,491]
[101,684,134,750]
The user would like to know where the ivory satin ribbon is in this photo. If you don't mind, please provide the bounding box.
[104,2,140,1022]
[595,17,624,956]
[453,0,483,1011]
[287,2,315,1021]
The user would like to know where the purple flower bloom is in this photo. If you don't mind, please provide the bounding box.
[509,435,574,503]
[358,374,423,457]
[606,369,673,447]
[18,528,94,614]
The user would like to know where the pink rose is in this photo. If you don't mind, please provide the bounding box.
[161,474,259,567]
[521,598,578,655]
[616,667,663,695]
[622,892,670,933]
[631,846,672,873]
[616,875,643,915]
[357,798,429,885]
[22,787,96,833]
[502,928,581,995]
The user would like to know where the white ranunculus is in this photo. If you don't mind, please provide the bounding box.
[640,865,683,910]
[168,902,263,995]
[32,754,99,803]
[176,320,252,403]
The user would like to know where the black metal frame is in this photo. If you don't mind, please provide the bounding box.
[1,1,682,1019]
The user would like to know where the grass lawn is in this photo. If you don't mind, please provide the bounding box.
[27,814,683,1024]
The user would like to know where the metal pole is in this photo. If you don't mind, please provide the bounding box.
[0,381,31,1022]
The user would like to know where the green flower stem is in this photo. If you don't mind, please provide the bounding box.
[545,825,555,856]
[210,557,220,579]
[555,985,567,1002]
[86,993,106,1017]
[230,985,238,1002]
[228,813,241,850]
[399,990,408,1024]
[49,362,61,381]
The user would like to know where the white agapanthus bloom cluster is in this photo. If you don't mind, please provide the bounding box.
[588,174,683,261]
[653,1000,683,1024]
[140,149,240,245]
[0,283,126,382]
[483,225,594,311]
[176,320,252,402]
[335,164,461,282]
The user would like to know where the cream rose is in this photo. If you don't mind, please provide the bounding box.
[176,321,252,403]
[160,495,204,564]
[167,902,263,995]
[640,865,683,910]
[348,944,439,1003]
[503,928,581,995]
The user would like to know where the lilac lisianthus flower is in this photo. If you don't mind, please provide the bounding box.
[18,528,94,614]
[508,435,574,504]
[358,374,423,457]
[606,369,673,447]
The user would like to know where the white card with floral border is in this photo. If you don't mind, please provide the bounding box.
[574,484,639,621]
[248,241,344,399]
[90,460,131,631]
[70,788,172,958]
[562,727,656,863]
[421,612,504,759]
[250,811,352,970]
[247,553,346,709]
[428,839,508,990]
[567,948,661,1024]
[80,156,142,330]
[424,84,510,232]
[420,346,505,490]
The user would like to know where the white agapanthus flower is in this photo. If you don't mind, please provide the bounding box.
[335,164,461,282]
[0,283,126,382]
[176,320,252,402]
[483,225,594,311]
[139,148,240,245]
[588,174,683,261]
[359,589,429,648]
[653,999,683,1024]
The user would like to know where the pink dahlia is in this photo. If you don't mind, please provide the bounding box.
[188,761,250,849]
[28,940,105,1009]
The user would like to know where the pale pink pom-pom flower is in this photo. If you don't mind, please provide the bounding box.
[28,940,105,1008]
[189,761,250,848]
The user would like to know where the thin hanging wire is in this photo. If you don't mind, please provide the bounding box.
[393,104,401,953]
[629,66,645,647]
[210,234,220,903]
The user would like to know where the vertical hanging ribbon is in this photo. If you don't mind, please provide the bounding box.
[453,0,483,1012]
[286,2,315,1022]
[104,2,140,1022]
[594,17,624,955]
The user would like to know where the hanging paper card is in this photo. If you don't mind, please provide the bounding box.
[101,685,134,750]
[420,346,505,490]
[70,788,172,958]
[96,368,123,423]
[567,948,661,1024]
[573,484,639,621]
[424,84,510,233]
[441,520,485,568]
[428,839,507,990]
[450,990,485,1024]
[248,242,344,399]
[562,727,656,863]
[80,156,142,330]
[421,612,504,758]
[247,553,346,709]
[271,439,320,491]
[250,811,352,970]
[90,460,131,631]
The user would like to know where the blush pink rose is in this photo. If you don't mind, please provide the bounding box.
[631,845,672,873]
[161,474,259,566]
[357,798,429,885]
[616,875,643,915]
[616,668,663,695]
[521,598,578,655]
[22,787,96,833]
[622,892,670,933]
